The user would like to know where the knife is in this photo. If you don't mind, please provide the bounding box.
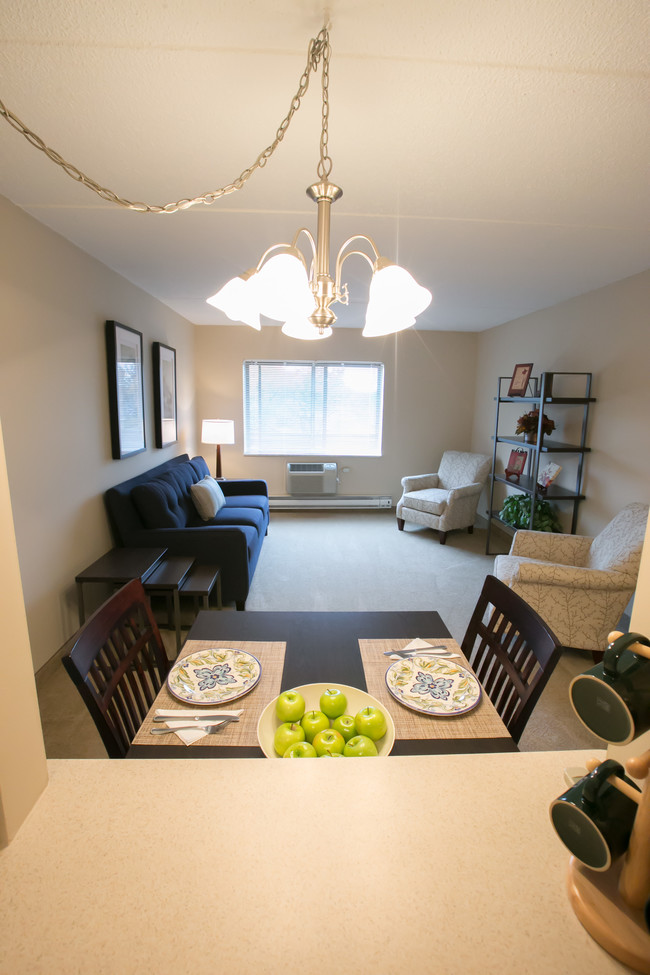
[383,645,448,656]
[153,714,240,723]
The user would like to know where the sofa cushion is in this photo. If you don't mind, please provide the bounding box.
[131,475,191,529]
[209,505,266,534]
[191,476,226,521]
[224,494,270,516]
[401,487,449,516]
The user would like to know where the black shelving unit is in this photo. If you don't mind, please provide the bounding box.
[485,372,595,555]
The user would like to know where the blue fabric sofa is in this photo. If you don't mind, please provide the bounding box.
[104,454,269,610]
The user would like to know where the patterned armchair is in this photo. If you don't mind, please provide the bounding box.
[494,502,649,653]
[396,451,491,544]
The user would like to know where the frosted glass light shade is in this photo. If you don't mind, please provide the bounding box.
[255,251,313,322]
[281,319,333,340]
[201,419,235,445]
[206,270,261,330]
[362,262,432,337]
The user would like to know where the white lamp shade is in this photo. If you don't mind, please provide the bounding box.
[255,251,314,322]
[201,419,235,445]
[206,271,261,330]
[362,263,432,337]
[281,319,332,340]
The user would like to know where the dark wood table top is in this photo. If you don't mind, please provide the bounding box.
[128,610,516,759]
[75,547,167,584]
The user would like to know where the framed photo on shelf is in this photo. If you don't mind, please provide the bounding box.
[504,448,528,483]
[508,363,534,397]
[152,342,178,448]
[537,462,562,491]
[105,320,146,460]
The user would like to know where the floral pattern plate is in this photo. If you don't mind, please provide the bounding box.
[385,655,481,716]
[166,648,262,705]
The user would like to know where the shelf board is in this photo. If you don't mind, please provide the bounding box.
[497,396,595,405]
[494,474,585,500]
[496,435,591,453]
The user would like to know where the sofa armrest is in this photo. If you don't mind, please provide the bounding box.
[508,558,629,592]
[221,479,269,498]
[401,473,440,492]
[509,530,593,565]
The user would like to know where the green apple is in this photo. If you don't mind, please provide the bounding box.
[319,687,348,719]
[332,714,357,742]
[332,714,357,741]
[319,750,344,757]
[354,706,387,741]
[283,741,317,758]
[275,689,306,723]
[300,709,330,743]
[343,734,378,757]
[312,728,345,756]
[273,721,305,756]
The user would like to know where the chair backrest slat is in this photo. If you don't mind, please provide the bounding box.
[62,578,170,758]
[461,575,562,744]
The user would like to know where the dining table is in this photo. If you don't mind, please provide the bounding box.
[128,609,516,757]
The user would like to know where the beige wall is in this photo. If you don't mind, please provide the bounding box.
[194,324,479,498]
[471,270,650,535]
[0,419,48,845]
[0,196,195,671]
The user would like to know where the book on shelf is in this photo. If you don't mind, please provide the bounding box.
[537,462,561,489]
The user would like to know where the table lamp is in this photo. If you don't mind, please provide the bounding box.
[201,419,235,479]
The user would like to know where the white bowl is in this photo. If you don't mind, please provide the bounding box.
[257,682,395,758]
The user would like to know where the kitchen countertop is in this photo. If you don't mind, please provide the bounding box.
[0,749,634,974]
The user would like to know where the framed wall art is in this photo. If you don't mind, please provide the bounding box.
[105,320,146,459]
[152,342,178,448]
[507,363,534,397]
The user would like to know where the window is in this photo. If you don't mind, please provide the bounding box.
[243,360,384,456]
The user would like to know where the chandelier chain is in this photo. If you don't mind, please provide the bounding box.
[0,27,331,214]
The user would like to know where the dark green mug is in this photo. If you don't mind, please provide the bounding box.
[550,759,640,871]
[569,632,650,744]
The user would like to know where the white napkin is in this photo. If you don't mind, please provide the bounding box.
[388,639,457,661]
[154,708,244,745]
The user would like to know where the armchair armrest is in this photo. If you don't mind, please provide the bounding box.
[401,473,440,492]
[513,559,629,592]
[509,530,593,565]
[447,481,482,502]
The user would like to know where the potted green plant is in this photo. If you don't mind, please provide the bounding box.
[499,493,562,532]
[515,408,555,444]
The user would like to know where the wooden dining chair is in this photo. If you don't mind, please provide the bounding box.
[460,574,562,744]
[62,577,171,757]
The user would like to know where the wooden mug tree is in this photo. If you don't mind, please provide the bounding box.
[567,633,650,974]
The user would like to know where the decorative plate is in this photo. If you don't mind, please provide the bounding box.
[385,656,481,716]
[166,648,261,705]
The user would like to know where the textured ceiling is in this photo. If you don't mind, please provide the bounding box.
[0,0,648,331]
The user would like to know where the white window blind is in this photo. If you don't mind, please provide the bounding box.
[243,360,384,456]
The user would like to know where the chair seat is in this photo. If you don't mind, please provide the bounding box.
[401,487,449,516]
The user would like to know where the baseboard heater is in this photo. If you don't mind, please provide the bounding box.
[270,496,393,510]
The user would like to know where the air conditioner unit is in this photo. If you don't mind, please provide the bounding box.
[286,462,338,496]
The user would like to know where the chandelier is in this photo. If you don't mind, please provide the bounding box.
[206,28,432,340]
[0,25,431,339]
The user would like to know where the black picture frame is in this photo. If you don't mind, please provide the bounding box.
[508,363,534,397]
[105,320,146,459]
[152,342,178,448]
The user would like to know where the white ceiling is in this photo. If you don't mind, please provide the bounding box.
[1,0,648,332]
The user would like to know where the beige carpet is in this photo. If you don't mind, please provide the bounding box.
[37,509,604,756]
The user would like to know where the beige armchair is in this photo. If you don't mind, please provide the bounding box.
[396,451,491,544]
[494,502,649,653]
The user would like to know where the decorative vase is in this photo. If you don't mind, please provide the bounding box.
[524,432,537,444]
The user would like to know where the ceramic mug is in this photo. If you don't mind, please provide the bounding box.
[550,759,640,871]
[569,632,650,744]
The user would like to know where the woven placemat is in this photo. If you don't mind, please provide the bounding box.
[133,640,285,748]
[359,638,511,741]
